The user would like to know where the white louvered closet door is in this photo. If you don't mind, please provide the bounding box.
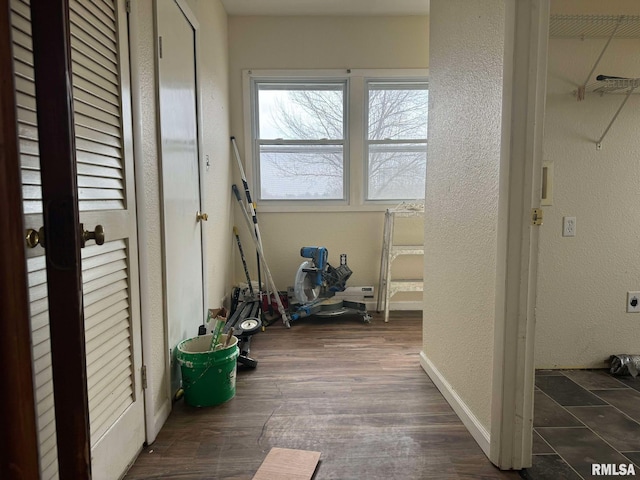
[10,1,145,479]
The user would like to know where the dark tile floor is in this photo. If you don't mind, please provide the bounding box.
[522,370,640,480]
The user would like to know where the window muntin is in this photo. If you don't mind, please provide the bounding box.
[366,81,428,201]
[255,81,346,201]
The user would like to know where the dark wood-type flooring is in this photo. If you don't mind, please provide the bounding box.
[125,311,519,479]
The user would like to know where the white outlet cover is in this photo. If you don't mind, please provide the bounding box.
[627,291,640,313]
[563,216,576,237]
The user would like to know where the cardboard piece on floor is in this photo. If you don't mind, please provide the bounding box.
[252,447,321,480]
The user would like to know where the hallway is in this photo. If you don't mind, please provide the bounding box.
[125,312,518,479]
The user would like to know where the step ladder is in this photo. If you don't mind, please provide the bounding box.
[377,203,425,322]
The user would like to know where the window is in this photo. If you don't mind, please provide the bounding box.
[366,81,428,200]
[254,81,347,200]
[247,70,428,208]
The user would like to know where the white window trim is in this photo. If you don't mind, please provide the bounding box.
[242,68,429,213]
[364,78,429,202]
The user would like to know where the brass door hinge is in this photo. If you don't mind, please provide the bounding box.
[142,365,148,389]
[531,208,543,226]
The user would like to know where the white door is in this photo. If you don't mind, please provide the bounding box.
[11,0,145,478]
[156,0,205,394]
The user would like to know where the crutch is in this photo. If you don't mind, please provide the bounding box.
[232,185,290,327]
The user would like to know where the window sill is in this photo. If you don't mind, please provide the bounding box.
[255,201,423,214]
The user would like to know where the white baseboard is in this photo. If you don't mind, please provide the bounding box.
[419,351,491,458]
[365,300,423,311]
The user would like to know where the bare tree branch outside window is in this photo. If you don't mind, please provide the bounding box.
[255,80,427,201]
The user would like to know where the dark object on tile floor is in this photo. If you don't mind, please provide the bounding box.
[610,354,640,377]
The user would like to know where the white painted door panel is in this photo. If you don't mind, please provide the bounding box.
[156,0,205,394]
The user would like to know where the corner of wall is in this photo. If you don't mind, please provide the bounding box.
[419,351,491,457]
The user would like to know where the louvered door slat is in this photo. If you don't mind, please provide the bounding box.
[84,290,128,320]
[83,244,126,267]
[90,382,133,442]
[77,162,123,180]
[84,271,129,297]
[88,358,132,409]
[75,124,121,149]
[69,8,117,55]
[86,340,130,379]
[77,149,122,169]
[83,257,127,281]
[76,137,121,159]
[91,0,116,20]
[73,0,116,33]
[71,21,117,64]
[10,0,29,19]
[74,83,120,113]
[85,304,129,342]
[23,253,58,479]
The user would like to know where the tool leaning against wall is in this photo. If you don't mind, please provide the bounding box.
[231,136,291,328]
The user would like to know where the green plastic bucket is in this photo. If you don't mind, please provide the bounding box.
[175,333,239,407]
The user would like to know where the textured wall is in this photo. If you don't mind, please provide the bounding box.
[185,0,233,308]
[535,1,640,368]
[423,0,506,431]
[133,0,169,422]
[132,0,231,429]
[227,16,428,303]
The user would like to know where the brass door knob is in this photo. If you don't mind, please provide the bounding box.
[25,228,40,248]
[81,224,105,248]
[196,211,208,222]
[25,227,45,248]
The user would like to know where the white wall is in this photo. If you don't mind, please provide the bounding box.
[535,0,640,368]
[130,0,231,441]
[227,16,428,304]
[421,0,506,438]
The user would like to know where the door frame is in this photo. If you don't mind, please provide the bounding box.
[490,0,549,469]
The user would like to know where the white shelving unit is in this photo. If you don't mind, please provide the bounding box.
[377,203,424,323]
[549,14,640,149]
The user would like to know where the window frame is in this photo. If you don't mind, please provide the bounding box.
[242,68,429,212]
[364,79,429,202]
[251,77,349,203]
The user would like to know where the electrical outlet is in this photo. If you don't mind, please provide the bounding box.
[563,216,576,237]
[627,291,640,313]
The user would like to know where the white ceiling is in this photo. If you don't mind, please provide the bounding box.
[220,0,430,16]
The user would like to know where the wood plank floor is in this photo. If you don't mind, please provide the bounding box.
[125,311,519,479]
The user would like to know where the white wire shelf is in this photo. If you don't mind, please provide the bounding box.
[550,14,640,148]
[550,14,640,39]
[589,77,640,95]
